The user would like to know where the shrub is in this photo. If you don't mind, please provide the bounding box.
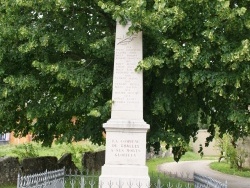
[12,143,38,161]
[214,127,248,170]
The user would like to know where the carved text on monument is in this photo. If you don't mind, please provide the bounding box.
[113,35,142,108]
[110,139,141,158]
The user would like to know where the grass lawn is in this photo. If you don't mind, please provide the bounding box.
[0,186,15,188]
[210,161,250,178]
[147,156,194,188]
[146,151,211,187]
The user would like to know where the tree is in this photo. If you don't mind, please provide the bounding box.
[0,0,249,161]
[0,0,114,145]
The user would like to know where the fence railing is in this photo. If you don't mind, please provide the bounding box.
[65,169,99,188]
[17,168,65,188]
[194,172,227,188]
[17,168,227,188]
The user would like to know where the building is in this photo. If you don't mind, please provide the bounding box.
[0,132,32,145]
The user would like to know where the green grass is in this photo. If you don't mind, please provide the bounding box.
[210,161,250,178]
[147,159,193,187]
[1,186,15,188]
[146,151,204,188]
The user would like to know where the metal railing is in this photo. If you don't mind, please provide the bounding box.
[65,169,99,188]
[194,173,227,188]
[17,168,65,188]
[17,168,227,188]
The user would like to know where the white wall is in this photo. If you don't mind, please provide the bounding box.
[191,130,220,156]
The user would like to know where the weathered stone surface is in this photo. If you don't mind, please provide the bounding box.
[82,150,105,171]
[58,153,79,173]
[0,157,20,185]
[21,156,58,175]
[237,137,250,168]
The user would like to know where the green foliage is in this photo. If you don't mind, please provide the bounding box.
[12,143,39,160]
[227,145,248,169]
[0,0,249,162]
[0,0,114,146]
[67,142,97,169]
[214,127,249,170]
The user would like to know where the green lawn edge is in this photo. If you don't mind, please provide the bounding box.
[210,161,250,178]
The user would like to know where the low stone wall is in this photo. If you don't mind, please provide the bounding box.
[82,150,105,171]
[1,151,107,185]
[0,157,20,185]
[21,156,58,175]
[0,151,106,178]
[58,153,78,173]
[0,153,77,185]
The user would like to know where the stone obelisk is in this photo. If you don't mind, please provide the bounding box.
[99,21,150,188]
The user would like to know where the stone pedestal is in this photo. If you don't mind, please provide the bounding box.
[99,120,150,188]
[99,21,150,188]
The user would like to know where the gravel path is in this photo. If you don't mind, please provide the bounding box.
[158,160,250,188]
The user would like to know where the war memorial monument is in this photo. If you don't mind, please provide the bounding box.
[99,21,150,188]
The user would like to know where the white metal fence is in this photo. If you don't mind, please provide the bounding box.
[17,168,100,188]
[17,168,65,188]
[194,173,227,188]
[65,169,99,188]
[17,168,227,188]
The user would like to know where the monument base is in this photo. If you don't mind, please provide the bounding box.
[99,119,150,188]
[99,165,150,188]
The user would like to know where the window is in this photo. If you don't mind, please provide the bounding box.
[0,133,6,141]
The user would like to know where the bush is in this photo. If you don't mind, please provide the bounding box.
[12,143,38,161]
[214,127,248,170]
[68,143,95,169]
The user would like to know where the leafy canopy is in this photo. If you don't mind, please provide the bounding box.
[0,0,249,161]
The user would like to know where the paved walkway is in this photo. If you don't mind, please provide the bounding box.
[158,160,250,188]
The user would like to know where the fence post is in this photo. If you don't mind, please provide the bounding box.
[17,173,20,188]
[80,175,85,188]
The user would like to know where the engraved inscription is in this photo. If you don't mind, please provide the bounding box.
[112,31,142,109]
[110,139,141,158]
